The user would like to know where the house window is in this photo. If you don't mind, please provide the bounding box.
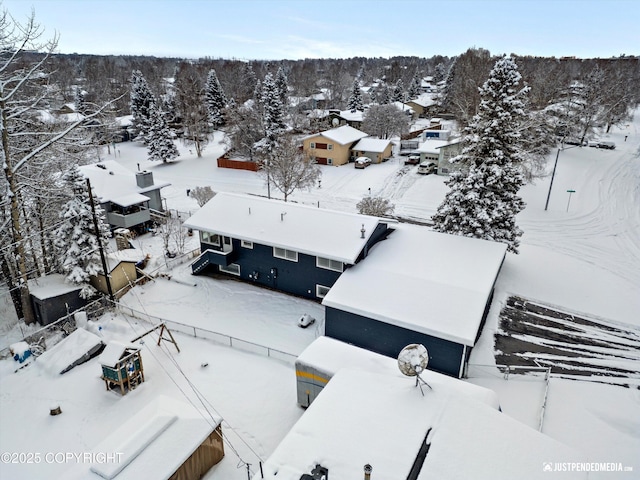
[202,231,220,246]
[316,285,330,298]
[327,158,333,165]
[316,257,343,272]
[219,263,241,276]
[327,144,333,150]
[310,142,315,149]
[241,240,253,249]
[273,247,298,262]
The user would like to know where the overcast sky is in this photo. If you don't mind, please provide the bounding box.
[3,0,638,60]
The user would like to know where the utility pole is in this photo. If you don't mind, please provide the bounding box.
[86,178,114,301]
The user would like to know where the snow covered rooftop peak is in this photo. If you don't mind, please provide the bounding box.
[184,192,386,264]
[353,137,392,153]
[318,125,368,145]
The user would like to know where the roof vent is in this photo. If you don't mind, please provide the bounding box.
[96,164,106,169]
[360,224,366,239]
[299,464,328,480]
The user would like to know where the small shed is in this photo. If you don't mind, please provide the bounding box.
[28,274,88,326]
[90,250,146,297]
[73,395,225,480]
[99,341,145,395]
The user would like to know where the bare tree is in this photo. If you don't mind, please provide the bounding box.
[260,136,321,202]
[357,196,395,217]
[362,104,409,139]
[174,62,208,157]
[189,186,216,207]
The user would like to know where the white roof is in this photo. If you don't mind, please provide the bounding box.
[28,273,81,299]
[296,337,500,409]
[322,224,507,346]
[184,193,383,264]
[258,369,586,480]
[409,93,436,108]
[36,328,103,375]
[105,249,147,273]
[352,137,392,153]
[78,161,170,206]
[309,125,368,145]
[99,340,140,367]
[416,139,449,154]
[336,109,364,122]
[71,395,221,480]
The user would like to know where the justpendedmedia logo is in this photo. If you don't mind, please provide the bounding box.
[543,462,633,473]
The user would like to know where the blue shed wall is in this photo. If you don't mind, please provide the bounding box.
[325,306,465,377]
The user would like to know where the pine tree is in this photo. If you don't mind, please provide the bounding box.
[261,73,286,149]
[392,78,405,102]
[147,104,179,163]
[378,84,390,105]
[432,56,529,254]
[407,70,422,99]
[275,66,289,106]
[54,165,111,299]
[204,68,227,129]
[346,77,364,111]
[130,70,155,143]
[75,87,88,115]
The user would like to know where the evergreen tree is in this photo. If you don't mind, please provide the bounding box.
[261,73,286,149]
[378,84,391,105]
[54,165,111,299]
[147,104,179,163]
[130,70,155,143]
[407,70,422,99]
[346,77,364,111]
[275,66,289,106]
[392,78,405,102]
[432,56,529,254]
[75,87,88,115]
[204,68,227,129]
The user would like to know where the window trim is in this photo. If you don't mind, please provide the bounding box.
[241,240,253,249]
[316,284,330,298]
[310,142,316,149]
[273,247,298,262]
[327,144,333,150]
[219,263,241,276]
[201,231,220,246]
[316,256,343,272]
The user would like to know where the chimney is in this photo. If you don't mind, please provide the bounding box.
[136,170,154,188]
[364,464,372,480]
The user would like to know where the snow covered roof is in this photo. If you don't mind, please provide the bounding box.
[78,161,170,206]
[115,114,133,127]
[305,125,368,145]
[184,192,385,264]
[38,110,85,124]
[297,337,500,409]
[36,328,103,375]
[71,395,221,480]
[259,369,586,480]
[105,249,146,273]
[392,101,415,113]
[409,93,436,108]
[336,109,364,122]
[322,224,507,346]
[28,273,82,299]
[99,340,140,367]
[416,139,449,154]
[352,137,392,153]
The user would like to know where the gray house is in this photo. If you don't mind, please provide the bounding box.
[79,161,170,232]
[184,192,392,301]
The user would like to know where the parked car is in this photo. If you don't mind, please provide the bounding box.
[597,141,616,150]
[417,161,437,175]
[404,155,421,165]
[354,157,372,169]
[587,141,600,148]
[564,138,585,146]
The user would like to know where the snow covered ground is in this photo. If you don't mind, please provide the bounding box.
[1,115,639,479]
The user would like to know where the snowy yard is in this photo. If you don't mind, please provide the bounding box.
[1,113,639,479]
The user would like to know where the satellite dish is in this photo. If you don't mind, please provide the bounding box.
[397,344,432,395]
[332,117,339,127]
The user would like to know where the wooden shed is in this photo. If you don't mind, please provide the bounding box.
[99,341,145,395]
[80,395,225,480]
[28,274,88,326]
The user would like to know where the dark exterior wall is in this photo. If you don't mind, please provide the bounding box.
[31,290,87,326]
[325,306,465,378]
[200,239,343,300]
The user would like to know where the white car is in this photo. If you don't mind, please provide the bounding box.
[297,314,316,328]
[417,161,437,175]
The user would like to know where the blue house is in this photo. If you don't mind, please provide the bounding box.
[322,224,507,378]
[183,193,391,301]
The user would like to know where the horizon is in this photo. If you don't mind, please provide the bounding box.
[3,0,639,61]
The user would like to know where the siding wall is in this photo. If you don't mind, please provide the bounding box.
[324,306,465,378]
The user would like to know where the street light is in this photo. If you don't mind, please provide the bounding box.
[544,141,580,211]
[566,189,576,212]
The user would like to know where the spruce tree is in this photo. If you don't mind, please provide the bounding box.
[378,84,391,105]
[392,78,405,102]
[54,165,111,299]
[130,70,155,143]
[261,73,286,149]
[432,56,529,254]
[346,77,364,111]
[275,66,289,106]
[147,104,179,163]
[408,70,422,99]
[205,68,227,129]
